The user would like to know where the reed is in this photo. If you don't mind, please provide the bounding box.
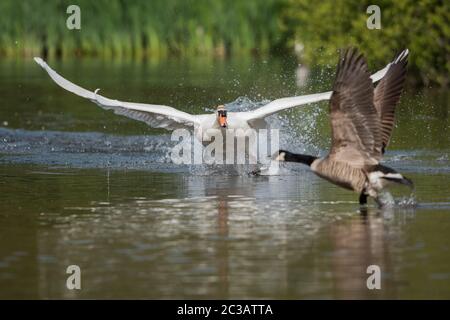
[0,0,283,59]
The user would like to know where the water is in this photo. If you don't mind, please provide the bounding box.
[0,56,449,299]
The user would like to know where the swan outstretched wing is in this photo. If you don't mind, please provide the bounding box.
[242,49,409,123]
[34,57,201,130]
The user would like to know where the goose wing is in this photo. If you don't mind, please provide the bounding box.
[373,49,409,153]
[328,48,381,167]
[34,57,201,130]
[241,54,399,124]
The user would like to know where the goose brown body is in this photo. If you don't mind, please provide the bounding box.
[310,158,367,193]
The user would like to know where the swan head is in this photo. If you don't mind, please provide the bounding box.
[216,105,227,128]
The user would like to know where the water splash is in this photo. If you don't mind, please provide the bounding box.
[1,96,448,177]
[0,94,322,174]
[396,192,418,208]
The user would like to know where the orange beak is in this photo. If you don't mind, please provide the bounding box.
[219,115,227,128]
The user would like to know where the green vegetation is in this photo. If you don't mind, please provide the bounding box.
[281,0,450,86]
[0,0,448,86]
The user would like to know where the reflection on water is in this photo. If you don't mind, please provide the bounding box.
[0,56,449,299]
[0,166,449,299]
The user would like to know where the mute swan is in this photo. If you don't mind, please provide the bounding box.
[34,53,404,165]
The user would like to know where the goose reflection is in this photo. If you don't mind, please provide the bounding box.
[327,206,416,299]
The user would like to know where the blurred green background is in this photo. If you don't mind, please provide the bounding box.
[0,0,448,86]
[1,0,449,300]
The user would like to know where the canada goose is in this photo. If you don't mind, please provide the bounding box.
[273,48,413,206]
[34,56,398,151]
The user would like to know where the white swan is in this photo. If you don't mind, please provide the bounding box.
[33,54,404,165]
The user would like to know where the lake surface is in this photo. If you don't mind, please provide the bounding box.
[0,56,449,299]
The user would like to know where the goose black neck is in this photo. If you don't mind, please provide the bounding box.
[279,150,317,166]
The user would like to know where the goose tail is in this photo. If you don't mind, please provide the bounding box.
[382,174,414,189]
[369,164,415,190]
